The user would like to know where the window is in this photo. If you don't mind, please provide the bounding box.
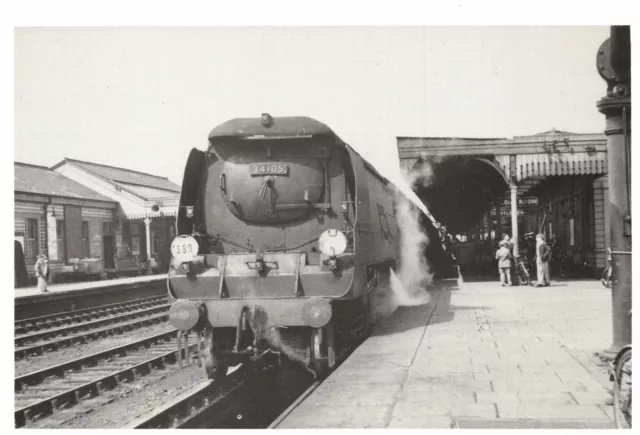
[56,220,65,260]
[26,218,39,261]
[102,222,113,235]
[81,221,90,258]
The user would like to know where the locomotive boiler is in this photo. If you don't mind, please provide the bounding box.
[167,114,414,380]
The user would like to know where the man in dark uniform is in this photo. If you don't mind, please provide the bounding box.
[15,241,29,288]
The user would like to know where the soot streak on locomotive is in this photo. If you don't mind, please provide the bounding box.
[166,114,439,380]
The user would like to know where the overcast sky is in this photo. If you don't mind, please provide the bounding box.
[15,26,610,185]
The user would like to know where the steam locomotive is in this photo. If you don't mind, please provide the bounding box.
[166,114,436,379]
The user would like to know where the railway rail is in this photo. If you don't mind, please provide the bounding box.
[15,301,170,347]
[15,328,192,428]
[15,278,166,321]
[15,295,168,335]
[130,353,313,429]
[15,312,170,360]
[268,379,322,428]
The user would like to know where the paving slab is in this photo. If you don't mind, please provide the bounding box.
[277,278,615,428]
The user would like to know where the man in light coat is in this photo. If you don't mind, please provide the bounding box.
[495,240,513,286]
[535,234,551,287]
[35,253,50,293]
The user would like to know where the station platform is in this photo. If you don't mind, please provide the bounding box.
[15,274,167,299]
[278,278,615,429]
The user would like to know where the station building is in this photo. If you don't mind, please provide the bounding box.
[398,129,609,276]
[15,159,181,285]
[52,159,181,272]
[14,163,118,283]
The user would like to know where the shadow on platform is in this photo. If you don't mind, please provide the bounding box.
[372,280,491,336]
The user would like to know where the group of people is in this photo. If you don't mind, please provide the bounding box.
[495,232,552,287]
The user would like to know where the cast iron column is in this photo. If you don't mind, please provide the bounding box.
[510,184,519,257]
[144,217,152,263]
[596,26,631,358]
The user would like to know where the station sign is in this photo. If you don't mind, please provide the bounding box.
[498,197,538,207]
[491,209,525,217]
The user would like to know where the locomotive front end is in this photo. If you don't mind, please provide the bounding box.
[167,115,360,379]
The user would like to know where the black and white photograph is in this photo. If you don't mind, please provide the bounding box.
[7,2,634,430]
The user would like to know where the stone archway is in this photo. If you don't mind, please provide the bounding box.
[406,155,510,236]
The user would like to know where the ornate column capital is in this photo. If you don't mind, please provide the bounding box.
[597,95,631,119]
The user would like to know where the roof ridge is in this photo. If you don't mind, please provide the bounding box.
[62,158,172,181]
[397,136,507,141]
[530,128,576,135]
[15,162,52,170]
[114,180,181,191]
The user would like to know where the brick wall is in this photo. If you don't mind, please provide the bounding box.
[38,211,47,257]
[592,176,609,270]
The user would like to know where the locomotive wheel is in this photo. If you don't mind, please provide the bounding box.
[310,327,328,377]
[202,328,229,381]
[310,324,335,378]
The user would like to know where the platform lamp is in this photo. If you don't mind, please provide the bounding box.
[595,26,631,360]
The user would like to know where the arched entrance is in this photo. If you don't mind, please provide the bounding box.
[407,155,511,275]
[398,129,609,278]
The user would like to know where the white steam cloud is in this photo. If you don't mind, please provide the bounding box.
[389,166,433,305]
[370,161,437,321]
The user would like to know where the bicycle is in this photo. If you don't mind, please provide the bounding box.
[601,248,613,288]
[552,252,569,278]
[610,311,632,428]
[514,255,532,286]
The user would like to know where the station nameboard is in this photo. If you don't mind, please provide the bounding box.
[491,209,525,217]
[498,197,538,207]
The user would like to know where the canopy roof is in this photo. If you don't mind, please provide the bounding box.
[52,158,181,196]
[15,162,115,203]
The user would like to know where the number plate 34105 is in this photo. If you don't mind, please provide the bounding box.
[250,163,288,176]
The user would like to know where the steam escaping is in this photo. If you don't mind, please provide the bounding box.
[248,305,308,364]
[370,162,437,321]
[407,156,437,189]
[389,185,433,306]
[262,325,307,364]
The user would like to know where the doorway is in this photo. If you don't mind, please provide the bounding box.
[103,222,115,269]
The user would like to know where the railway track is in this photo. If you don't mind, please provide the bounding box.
[15,295,168,335]
[15,313,170,360]
[15,328,193,428]
[15,302,170,347]
[15,305,171,361]
[130,353,313,429]
[268,379,322,428]
[15,278,167,321]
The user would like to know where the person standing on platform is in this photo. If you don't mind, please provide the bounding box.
[502,233,513,249]
[35,253,50,293]
[501,233,515,281]
[535,234,552,287]
[495,240,513,286]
